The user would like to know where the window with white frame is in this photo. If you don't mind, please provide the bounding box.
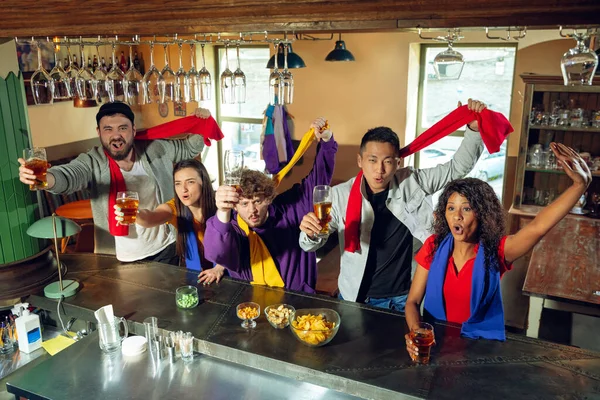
[415,44,517,202]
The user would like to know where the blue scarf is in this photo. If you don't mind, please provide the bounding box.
[180,207,202,272]
[423,235,506,341]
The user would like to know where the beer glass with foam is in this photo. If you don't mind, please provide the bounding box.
[313,185,332,238]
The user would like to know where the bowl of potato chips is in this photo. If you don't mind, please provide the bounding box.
[289,308,340,347]
[265,304,295,329]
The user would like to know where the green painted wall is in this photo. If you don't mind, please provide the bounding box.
[0,71,42,263]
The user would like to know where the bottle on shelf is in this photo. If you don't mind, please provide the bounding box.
[92,55,98,71]
[72,55,79,68]
[133,51,141,72]
[100,57,107,72]
[87,57,92,70]
[64,57,70,69]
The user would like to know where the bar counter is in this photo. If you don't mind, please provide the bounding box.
[6,253,600,399]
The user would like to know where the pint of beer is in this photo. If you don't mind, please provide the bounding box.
[116,191,139,225]
[410,322,435,364]
[313,185,332,238]
[23,147,48,191]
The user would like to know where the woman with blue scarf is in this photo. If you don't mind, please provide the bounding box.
[115,159,225,284]
[404,143,591,357]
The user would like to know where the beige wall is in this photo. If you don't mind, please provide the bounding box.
[18,30,570,170]
[0,39,19,75]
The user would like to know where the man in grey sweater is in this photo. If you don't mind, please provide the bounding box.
[18,102,209,264]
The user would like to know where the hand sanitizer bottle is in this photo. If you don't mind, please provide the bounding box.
[15,308,42,353]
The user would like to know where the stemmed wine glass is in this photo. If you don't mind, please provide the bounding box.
[233,44,246,104]
[198,43,211,101]
[161,44,176,103]
[224,150,244,188]
[143,43,165,104]
[187,43,199,103]
[75,43,95,100]
[124,44,144,105]
[49,42,72,100]
[281,43,294,104]
[269,42,283,105]
[560,29,598,86]
[92,44,109,103]
[175,42,189,103]
[30,41,55,105]
[64,43,79,99]
[106,43,125,102]
[220,44,234,104]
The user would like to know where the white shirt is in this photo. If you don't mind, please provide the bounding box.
[114,161,175,262]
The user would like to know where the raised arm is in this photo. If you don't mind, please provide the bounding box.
[299,183,342,252]
[22,153,94,195]
[412,99,486,195]
[504,143,592,263]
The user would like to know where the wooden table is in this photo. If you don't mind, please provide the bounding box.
[523,215,600,337]
[55,199,93,252]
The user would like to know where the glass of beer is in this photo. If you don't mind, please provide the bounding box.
[224,150,244,191]
[410,322,435,364]
[116,191,139,225]
[313,185,332,238]
[23,147,49,191]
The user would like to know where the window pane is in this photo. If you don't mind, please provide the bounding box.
[420,46,516,130]
[218,47,270,119]
[221,121,265,173]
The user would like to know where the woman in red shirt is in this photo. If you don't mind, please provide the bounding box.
[405,143,591,356]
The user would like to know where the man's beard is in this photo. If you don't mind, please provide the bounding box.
[102,139,134,161]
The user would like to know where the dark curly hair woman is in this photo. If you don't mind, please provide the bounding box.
[404,143,591,355]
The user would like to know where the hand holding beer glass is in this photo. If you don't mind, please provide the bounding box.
[313,185,332,238]
[23,147,49,190]
[224,150,244,191]
[405,322,435,364]
[115,191,139,225]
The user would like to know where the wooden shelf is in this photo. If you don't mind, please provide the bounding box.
[528,125,600,133]
[524,167,600,177]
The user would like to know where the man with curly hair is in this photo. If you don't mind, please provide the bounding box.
[203,117,337,293]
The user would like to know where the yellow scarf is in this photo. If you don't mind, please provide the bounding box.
[272,124,328,187]
[237,123,328,287]
[237,213,285,287]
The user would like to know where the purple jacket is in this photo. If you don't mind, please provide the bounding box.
[204,139,337,293]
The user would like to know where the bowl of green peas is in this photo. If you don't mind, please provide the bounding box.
[176,285,199,309]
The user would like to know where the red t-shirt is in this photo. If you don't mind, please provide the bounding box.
[415,235,512,324]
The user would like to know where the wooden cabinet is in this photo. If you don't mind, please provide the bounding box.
[511,74,600,216]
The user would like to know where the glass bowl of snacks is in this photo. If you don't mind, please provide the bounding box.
[289,308,340,347]
[264,304,295,329]
[176,285,199,309]
[236,302,260,329]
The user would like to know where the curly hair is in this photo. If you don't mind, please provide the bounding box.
[430,178,506,271]
[239,169,277,201]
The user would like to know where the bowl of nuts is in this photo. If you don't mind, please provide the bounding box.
[264,304,295,329]
[236,302,260,329]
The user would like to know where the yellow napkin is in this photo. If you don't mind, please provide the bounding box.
[42,333,76,356]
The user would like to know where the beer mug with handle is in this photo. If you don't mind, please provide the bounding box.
[98,316,128,353]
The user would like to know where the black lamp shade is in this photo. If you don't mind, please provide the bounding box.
[266,43,306,69]
[325,40,355,62]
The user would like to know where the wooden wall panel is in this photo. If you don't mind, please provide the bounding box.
[0,0,599,37]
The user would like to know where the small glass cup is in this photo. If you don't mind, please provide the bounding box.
[23,147,48,191]
[236,302,260,329]
[179,332,194,362]
[176,285,199,309]
[224,150,244,189]
[116,191,139,225]
[409,322,435,365]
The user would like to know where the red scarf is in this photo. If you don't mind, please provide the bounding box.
[108,115,224,236]
[344,106,513,253]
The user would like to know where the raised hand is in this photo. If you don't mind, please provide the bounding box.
[310,116,332,142]
[194,107,211,119]
[458,98,487,131]
[550,142,592,188]
[215,185,239,211]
